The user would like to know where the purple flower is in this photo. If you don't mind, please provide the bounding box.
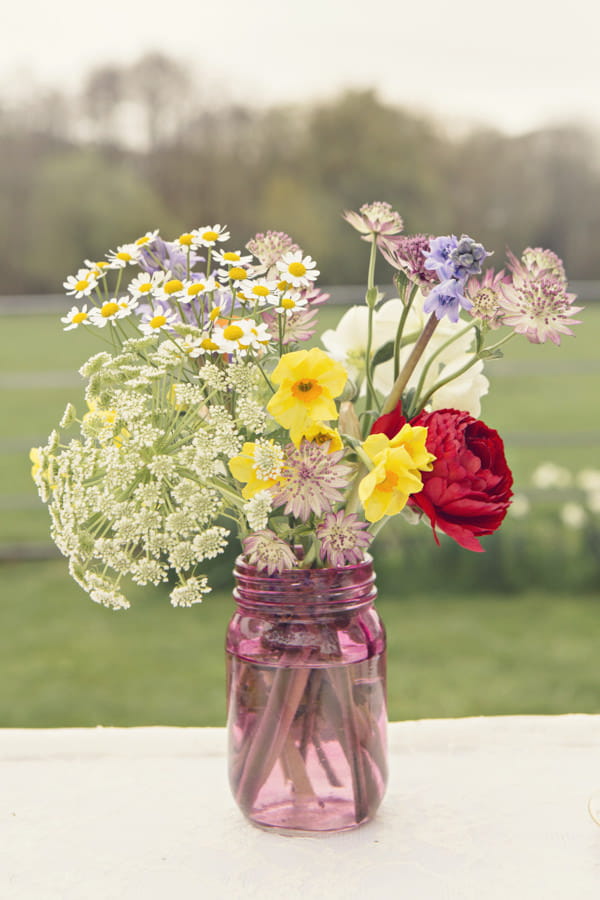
[423,278,473,323]
[448,235,490,280]
[316,511,372,568]
[271,441,351,522]
[378,234,439,290]
[424,235,459,280]
[139,239,202,279]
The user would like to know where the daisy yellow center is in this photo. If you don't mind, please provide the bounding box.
[164,279,183,294]
[135,236,151,245]
[75,279,89,291]
[222,251,240,262]
[201,337,219,350]
[277,280,291,291]
[178,233,194,246]
[138,282,152,293]
[101,302,120,317]
[202,230,219,242]
[119,301,129,308]
[252,285,270,297]
[288,261,306,277]
[209,307,221,321]
[187,283,204,296]
[149,315,167,329]
[291,379,322,402]
[378,471,399,492]
[281,297,296,309]
[223,324,244,341]
[116,252,132,262]
[228,267,247,281]
[72,311,88,324]
[94,261,108,268]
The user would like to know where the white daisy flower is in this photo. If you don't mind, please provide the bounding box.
[134,230,159,247]
[272,292,308,318]
[63,269,98,298]
[154,274,186,302]
[212,322,249,353]
[106,243,141,268]
[139,310,178,335]
[213,249,253,267]
[84,260,110,279]
[172,231,203,250]
[239,277,278,306]
[61,305,90,331]
[180,276,219,304]
[276,251,319,287]
[196,225,230,247]
[217,264,250,283]
[89,299,126,327]
[115,296,139,318]
[128,271,165,299]
[237,319,272,351]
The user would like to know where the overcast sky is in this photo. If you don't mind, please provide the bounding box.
[2,0,599,135]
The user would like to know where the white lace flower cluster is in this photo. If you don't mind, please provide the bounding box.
[31,336,267,609]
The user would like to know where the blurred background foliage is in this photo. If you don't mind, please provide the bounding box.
[2,52,600,293]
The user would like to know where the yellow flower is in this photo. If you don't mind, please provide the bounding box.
[29,447,42,480]
[228,440,284,499]
[267,348,347,439]
[292,421,344,453]
[358,425,435,523]
[83,400,130,447]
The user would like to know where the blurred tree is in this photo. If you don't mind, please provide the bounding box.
[23,149,179,290]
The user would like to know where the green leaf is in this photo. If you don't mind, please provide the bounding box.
[371,340,395,368]
[479,348,504,360]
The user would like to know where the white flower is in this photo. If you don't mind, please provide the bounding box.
[180,276,219,304]
[63,269,98,298]
[276,251,319,288]
[89,299,127,327]
[321,305,390,386]
[128,271,165,299]
[244,490,272,531]
[272,292,308,318]
[196,225,230,247]
[238,277,278,306]
[134,230,160,247]
[114,296,139,318]
[213,249,253,267]
[139,310,178,335]
[61,305,90,331]
[237,319,272,351]
[106,243,141,268]
[170,576,210,607]
[576,468,600,493]
[560,502,585,529]
[531,462,572,490]
[508,494,530,519]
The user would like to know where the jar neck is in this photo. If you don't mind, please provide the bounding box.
[233,555,376,615]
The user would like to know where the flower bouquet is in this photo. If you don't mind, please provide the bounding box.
[32,202,581,831]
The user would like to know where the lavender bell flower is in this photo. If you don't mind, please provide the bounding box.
[424,235,459,280]
[449,235,491,280]
[423,278,473,323]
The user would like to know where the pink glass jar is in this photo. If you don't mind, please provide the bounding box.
[226,555,387,834]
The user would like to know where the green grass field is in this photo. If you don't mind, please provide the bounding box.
[1,303,598,726]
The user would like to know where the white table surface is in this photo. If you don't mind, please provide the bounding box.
[2,716,600,900]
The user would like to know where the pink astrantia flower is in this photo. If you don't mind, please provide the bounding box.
[465,268,516,330]
[246,231,300,277]
[316,511,372,567]
[242,530,297,575]
[272,441,351,522]
[498,276,582,345]
[511,247,567,286]
[343,202,404,243]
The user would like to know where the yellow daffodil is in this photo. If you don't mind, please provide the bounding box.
[228,440,284,499]
[292,421,344,452]
[266,347,347,439]
[359,424,435,523]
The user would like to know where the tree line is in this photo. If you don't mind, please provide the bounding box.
[1,52,599,294]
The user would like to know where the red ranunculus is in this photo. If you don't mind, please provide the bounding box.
[371,406,513,552]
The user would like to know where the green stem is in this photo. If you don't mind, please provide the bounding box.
[393,283,418,381]
[380,313,440,416]
[411,320,476,415]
